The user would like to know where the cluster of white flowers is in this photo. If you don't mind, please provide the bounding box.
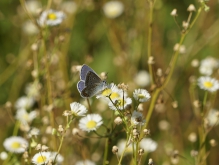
[97,83,150,110]
[199,56,219,76]
[32,151,63,165]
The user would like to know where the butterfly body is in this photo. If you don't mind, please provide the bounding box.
[77,65,107,98]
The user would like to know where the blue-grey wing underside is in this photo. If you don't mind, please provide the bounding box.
[77,81,85,92]
[80,64,98,81]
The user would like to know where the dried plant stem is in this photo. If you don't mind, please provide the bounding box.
[147,0,154,84]
[42,35,57,149]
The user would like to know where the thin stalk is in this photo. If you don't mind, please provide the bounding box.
[140,5,204,140]
[147,0,154,84]
[103,138,109,165]
[86,98,92,113]
[13,121,20,136]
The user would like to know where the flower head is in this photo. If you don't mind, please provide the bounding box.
[197,76,219,92]
[28,127,40,138]
[3,136,28,153]
[70,102,87,117]
[15,109,38,125]
[0,151,8,160]
[49,152,64,165]
[134,70,151,87]
[103,1,124,19]
[117,139,132,156]
[133,89,151,102]
[79,114,103,132]
[32,152,50,165]
[75,159,96,165]
[108,97,132,110]
[131,111,146,125]
[97,83,126,101]
[15,96,35,110]
[139,138,157,152]
[207,109,219,126]
[22,21,39,35]
[199,57,219,76]
[25,82,41,99]
[38,9,65,27]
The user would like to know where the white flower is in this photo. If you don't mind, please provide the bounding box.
[108,97,132,110]
[25,82,41,99]
[25,0,42,16]
[70,102,87,117]
[28,127,40,138]
[197,76,219,92]
[117,139,132,156]
[139,138,157,152]
[75,159,96,165]
[15,96,35,110]
[22,21,39,35]
[133,89,151,102]
[15,109,38,125]
[103,1,124,19]
[32,152,50,165]
[207,109,219,126]
[134,70,151,87]
[38,9,65,27]
[49,152,64,165]
[79,114,103,132]
[96,83,126,101]
[0,151,8,160]
[199,57,219,76]
[61,1,77,14]
[131,111,146,125]
[3,136,28,153]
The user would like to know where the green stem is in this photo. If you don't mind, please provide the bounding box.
[118,136,131,165]
[202,91,208,111]
[13,121,20,136]
[147,0,154,84]
[103,138,109,165]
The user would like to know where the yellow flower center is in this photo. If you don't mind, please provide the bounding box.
[37,155,47,163]
[47,13,57,20]
[115,98,125,107]
[11,142,21,149]
[86,120,97,129]
[203,81,213,88]
[23,113,29,120]
[110,92,120,99]
[102,88,112,96]
[137,94,145,99]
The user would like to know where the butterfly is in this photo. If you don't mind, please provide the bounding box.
[77,64,108,98]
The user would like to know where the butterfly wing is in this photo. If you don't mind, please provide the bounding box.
[85,71,102,86]
[77,80,85,93]
[80,64,98,81]
[80,84,102,98]
[78,64,107,98]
